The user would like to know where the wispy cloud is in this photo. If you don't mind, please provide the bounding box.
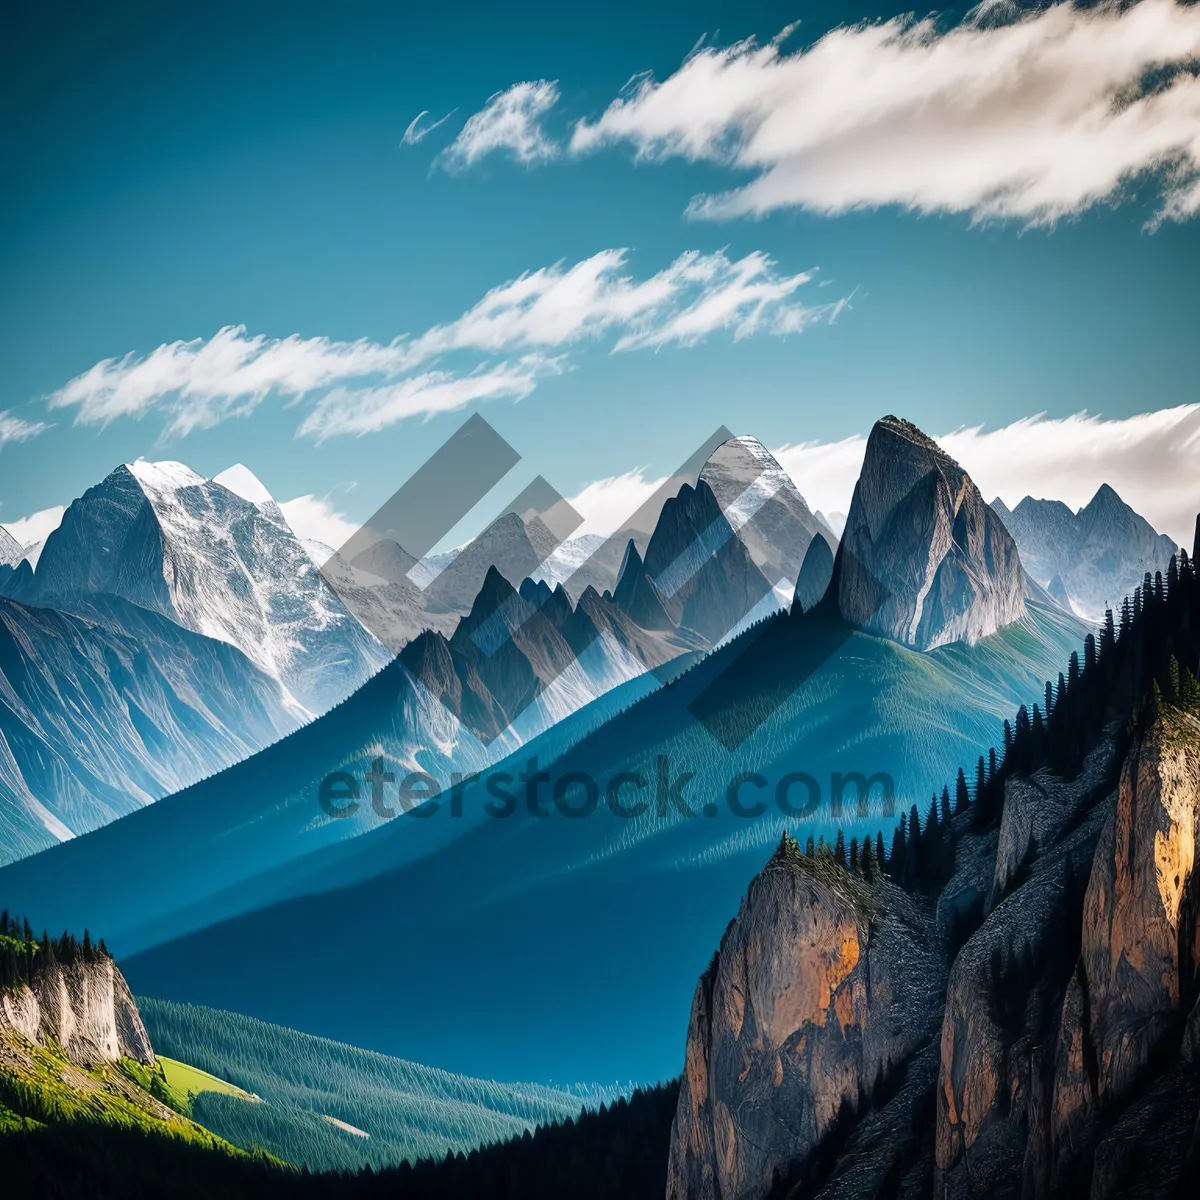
[438,81,560,171]
[774,404,1200,547]
[401,109,455,147]
[298,356,561,443]
[46,249,840,442]
[567,0,1200,225]
[46,327,410,437]
[0,410,48,447]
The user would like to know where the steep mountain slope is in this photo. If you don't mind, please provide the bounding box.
[839,416,1028,650]
[0,594,302,864]
[666,839,945,1200]
[993,484,1178,620]
[793,533,834,613]
[108,591,1083,1085]
[28,461,388,713]
[0,579,692,955]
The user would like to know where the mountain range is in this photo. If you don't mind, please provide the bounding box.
[0,415,1098,1088]
[993,484,1177,621]
[1,410,1194,1197]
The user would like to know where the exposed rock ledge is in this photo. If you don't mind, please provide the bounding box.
[0,953,154,1066]
[666,840,944,1200]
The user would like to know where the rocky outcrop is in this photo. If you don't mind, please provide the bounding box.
[666,839,944,1200]
[0,952,154,1067]
[792,534,834,614]
[1047,709,1200,1187]
[838,417,1027,651]
[669,708,1200,1200]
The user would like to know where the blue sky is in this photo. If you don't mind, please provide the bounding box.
[3,0,1200,547]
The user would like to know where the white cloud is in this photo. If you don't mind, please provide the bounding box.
[774,404,1200,548]
[401,109,455,146]
[405,248,829,360]
[566,467,669,537]
[0,505,66,563]
[0,410,48,447]
[47,249,836,442]
[298,356,561,443]
[570,0,1200,225]
[278,493,360,554]
[47,326,410,436]
[438,81,560,171]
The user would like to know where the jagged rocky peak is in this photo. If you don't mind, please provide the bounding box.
[792,532,834,613]
[0,525,25,568]
[699,435,836,591]
[613,537,673,631]
[0,941,154,1068]
[641,478,775,644]
[838,415,1027,651]
[666,836,945,1200]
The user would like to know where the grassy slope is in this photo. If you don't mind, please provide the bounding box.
[159,1054,260,1102]
[0,1022,253,1159]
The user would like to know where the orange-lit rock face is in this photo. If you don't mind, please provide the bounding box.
[1049,712,1200,1181]
[666,847,942,1200]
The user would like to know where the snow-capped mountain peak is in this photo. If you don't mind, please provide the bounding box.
[126,459,208,493]
[29,460,388,713]
[212,463,277,508]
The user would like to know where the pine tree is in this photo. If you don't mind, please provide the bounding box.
[940,785,952,826]
[833,829,846,869]
[1168,654,1181,702]
[849,837,859,872]
[805,835,815,857]
[876,832,886,875]
[975,755,987,803]
[955,767,969,815]
[861,835,877,882]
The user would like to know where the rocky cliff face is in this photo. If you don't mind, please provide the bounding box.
[666,839,944,1200]
[1047,708,1200,1191]
[839,417,1028,651]
[0,952,154,1067]
[670,707,1200,1200]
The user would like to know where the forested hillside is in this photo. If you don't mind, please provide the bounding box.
[139,998,627,1172]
